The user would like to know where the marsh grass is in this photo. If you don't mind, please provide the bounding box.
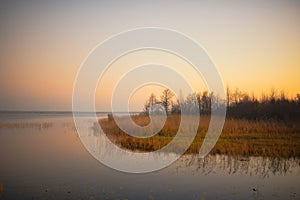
[0,122,53,129]
[99,114,300,158]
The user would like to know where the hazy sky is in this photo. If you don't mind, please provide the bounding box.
[0,0,299,111]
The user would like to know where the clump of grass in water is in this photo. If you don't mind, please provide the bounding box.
[99,114,300,158]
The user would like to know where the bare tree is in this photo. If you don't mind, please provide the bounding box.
[149,93,157,107]
[201,91,211,113]
[160,89,174,114]
[226,86,231,108]
[143,93,158,113]
[269,88,277,103]
[296,94,300,105]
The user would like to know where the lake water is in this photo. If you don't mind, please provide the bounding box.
[0,112,299,200]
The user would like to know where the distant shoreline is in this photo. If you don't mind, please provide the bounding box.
[0,110,141,114]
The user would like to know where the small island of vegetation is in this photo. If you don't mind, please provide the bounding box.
[100,88,300,158]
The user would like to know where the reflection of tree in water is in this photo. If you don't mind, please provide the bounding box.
[89,122,122,158]
[175,154,300,178]
[90,122,101,137]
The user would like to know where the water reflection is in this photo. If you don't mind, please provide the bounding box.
[89,121,300,177]
[3,117,297,177]
[174,154,300,178]
[0,114,299,200]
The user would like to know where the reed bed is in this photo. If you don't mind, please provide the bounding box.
[99,114,300,158]
[0,122,53,129]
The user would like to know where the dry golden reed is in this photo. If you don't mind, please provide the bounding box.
[99,114,300,158]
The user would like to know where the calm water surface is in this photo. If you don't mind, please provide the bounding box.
[0,112,299,200]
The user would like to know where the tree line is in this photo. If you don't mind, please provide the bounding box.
[143,87,300,121]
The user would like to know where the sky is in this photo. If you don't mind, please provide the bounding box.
[0,0,299,111]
